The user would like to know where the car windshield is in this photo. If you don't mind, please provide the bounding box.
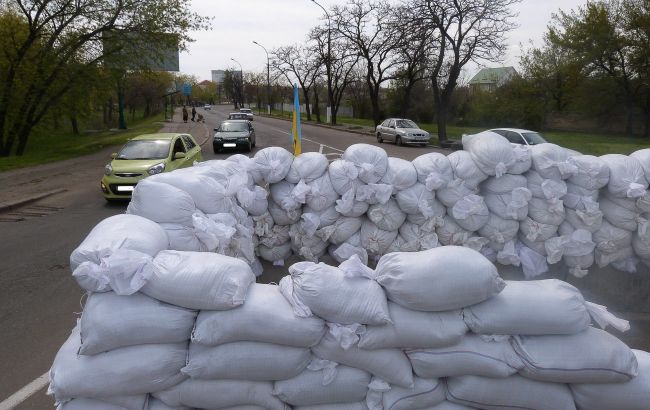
[396,119,418,128]
[240,109,251,113]
[219,122,248,132]
[522,132,547,145]
[116,140,170,160]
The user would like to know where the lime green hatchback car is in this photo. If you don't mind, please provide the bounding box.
[101,133,203,200]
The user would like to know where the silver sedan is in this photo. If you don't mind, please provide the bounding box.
[376,118,431,146]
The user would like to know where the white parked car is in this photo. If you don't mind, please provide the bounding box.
[375,118,431,146]
[489,128,548,146]
[203,104,211,110]
[239,107,254,121]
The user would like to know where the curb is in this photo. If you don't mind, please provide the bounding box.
[0,188,68,213]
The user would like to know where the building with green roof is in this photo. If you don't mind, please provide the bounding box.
[469,67,518,93]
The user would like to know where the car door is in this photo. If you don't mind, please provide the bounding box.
[248,122,256,146]
[377,119,388,136]
[169,136,190,171]
[386,119,396,142]
[182,135,202,162]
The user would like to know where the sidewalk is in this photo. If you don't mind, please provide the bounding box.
[0,112,208,212]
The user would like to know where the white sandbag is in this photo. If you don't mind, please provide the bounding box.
[253,146,293,183]
[387,234,421,253]
[567,154,610,190]
[462,131,515,177]
[571,349,650,410]
[355,183,393,205]
[565,207,603,233]
[183,341,311,380]
[395,183,438,216]
[478,213,519,251]
[194,160,250,195]
[312,332,414,388]
[525,170,567,202]
[367,199,406,231]
[631,148,650,179]
[424,402,476,410]
[555,228,597,277]
[508,144,532,174]
[141,250,255,310]
[527,197,565,226]
[79,292,195,355]
[148,172,232,214]
[237,185,268,216]
[530,143,576,180]
[564,182,599,209]
[226,153,261,184]
[258,224,290,248]
[382,377,446,410]
[57,399,138,410]
[290,224,329,262]
[342,144,389,184]
[193,283,325,347]
[371,246,505,311]
[146,398,189,410]
[70,214,168,294]
[273,364,370,406]
[287,152,329,183]
[279,259,391,325]
[407,334,523,379]
[154,379,286,410]
[518,233,549,256]
[294,403,368,410]
[380,157,417,192]
[359,302,467,349]
[302,205,340,232]
[482,174,528,194]
[451,194,489,231]
[302,176,337,213]
[360,219,398,257]
[336,190,370,217]
[462,279,597,335]
[516,241,550,278]
[268,199,301,225]
[270,180,305,211]
[436,216,472,246]
[601,153,648,198]
[398,222,439,251]
[257,241,292,264]
[412,152,453,190]
[483,188,532,221]
[328,232,368,264]
[329,159,363,195]
[633,230,650,260]
[127,179,196,225]
[446,375,576,410]
[519,217,559,242]
[436,179,477,208]
[447,150,487,189]
[161,223,207,252]
[512,327,638,383]
[318,216,363,245]
[48,327,186,402]
[600,195,640,232]
[406,211,444,232]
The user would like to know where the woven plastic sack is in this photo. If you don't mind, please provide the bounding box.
[407,334,523,379]
[286,152,329,183]
[451,194,489,231]
[567,154,610,190]
[193,159,250,195]
[601,154,648,198]
[380,157,418,192]
[257,241,292,264]
[412,152,453,190]
[317,216,363,245]
[182,341,310,380]
[367,199,406,231]
[306,173,339,211]
[268,199,301,225]
[447,150,487,189]
[528,196,565,225]
[381,377,446,410]
[273,364,371,406]
[564,182,599,209]
[571,349,650,410]
[126,179,196,225]
[525,170,567,202]
[508,144,532,174]
[302,205,340,233]
[342,144,389,183]
[270,180,304,211]
[329,159,363,195]
[48,327,186,402]
[141,250,255,310]
[192,283,324,347]
[336,190,370,217]
[294,403,368,410]
[512,327,638,383]
[236,185,268,216]
[312,332,414,388]
[279,259,391,325]
[328,233,369,265]
[395,183,437,216]
[355,183,393,205]
[370,246,504,311]
[154,379,286,410]
[530,143,576,180]
[436,178,477,208]
[483,188,532,221]
[79,292,195,355]
[436,216,472,246]
[148,171,232,214]
[482,174,528,194]
[478,213,519,251]
[290,224,329,262]
[253,147,293,183]
[633,230,650,260]
[398,222,439,251]
[160,223,207,252]
[446,375,576,410]
[360,219,398,257]
[359,302,467,349]
[600,195,641,232]
[462,131,515,177]
[425,401,476,410]
[146,397,190,410]
[57,398,143,410]
[564,207,603,233]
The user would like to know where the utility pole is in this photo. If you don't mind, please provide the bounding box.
[253,41,271,115]
[310,0,332,124]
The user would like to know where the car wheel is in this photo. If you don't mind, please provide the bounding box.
[377,133,383,143]
[245,140,252,152]
[252,135,256,148]
[213,145,221,154]
[396,136,402,146]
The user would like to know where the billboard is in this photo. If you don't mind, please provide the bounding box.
[103,31,180,72]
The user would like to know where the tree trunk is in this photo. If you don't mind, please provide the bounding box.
[436,104,448,143]
[301,87,312,121]
[625,100,634,137]
[401,82,415,118]
[313,86,321,123]
[370,87,381,127]
[70,116,79,135]
[117,80,126,130]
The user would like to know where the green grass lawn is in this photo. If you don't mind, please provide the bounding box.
[0,114,164,172]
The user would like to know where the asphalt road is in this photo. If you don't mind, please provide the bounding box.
[0,105,445,409]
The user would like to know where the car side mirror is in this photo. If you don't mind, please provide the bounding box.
[111,153,117,159]
[173,152,186,160]
[213,128,219,132]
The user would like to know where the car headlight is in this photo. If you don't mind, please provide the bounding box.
[104,163,112,176]
[147,162,166,175]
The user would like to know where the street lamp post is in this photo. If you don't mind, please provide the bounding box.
[310,0,332,124]
[253,41,271,115]
[230,58,243,108]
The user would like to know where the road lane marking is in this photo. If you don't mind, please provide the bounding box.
[0,371,49,410]
[262,124,345,153]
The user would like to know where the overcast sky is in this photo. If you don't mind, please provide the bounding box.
[180,0,588,82]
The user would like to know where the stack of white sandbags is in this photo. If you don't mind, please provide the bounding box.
[630,149,650,268]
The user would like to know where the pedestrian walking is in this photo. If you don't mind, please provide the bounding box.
[182,106,188,123]
[191,106,196,122]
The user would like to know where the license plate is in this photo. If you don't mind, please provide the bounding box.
[116,186,134,192]
[223,143,236,147]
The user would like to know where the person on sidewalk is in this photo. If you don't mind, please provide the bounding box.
[182,106,188,123]
[191,106,196,122]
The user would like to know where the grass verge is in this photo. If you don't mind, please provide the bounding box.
[0,114,164,172]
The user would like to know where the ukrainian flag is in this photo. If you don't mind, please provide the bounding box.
[292,83,302,156]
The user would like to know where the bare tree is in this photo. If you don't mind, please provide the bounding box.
[412,0,520,143]
[271,45,321,121]
[333,0,404,126]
